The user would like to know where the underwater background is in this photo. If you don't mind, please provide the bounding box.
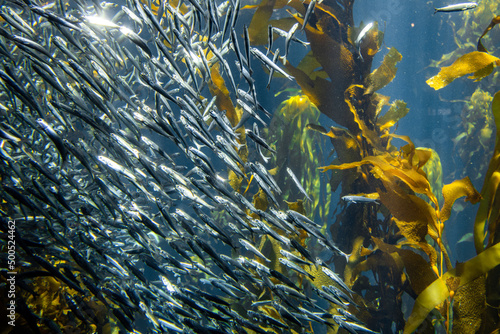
[0,0,499,333]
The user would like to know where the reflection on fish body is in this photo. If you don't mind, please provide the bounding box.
[342,195,380,204]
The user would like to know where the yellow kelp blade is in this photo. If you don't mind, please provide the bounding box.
[474,90,500,253]
[364,47,402,95]
[377,100,409,131]
[320,153,437,205]
[439,177,481,223]
[426,51,500,90]
[365,155,438,206]
[246,0,301,45]
[403,241,500,334]
[208,63,239,126]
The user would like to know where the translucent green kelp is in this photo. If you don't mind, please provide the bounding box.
[266,93,331,224]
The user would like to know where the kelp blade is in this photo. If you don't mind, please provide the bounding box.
[474,90,500,253]
[426,51,500,90]
[403,242,500,334]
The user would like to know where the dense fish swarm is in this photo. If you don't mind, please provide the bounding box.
[0,0,377,333]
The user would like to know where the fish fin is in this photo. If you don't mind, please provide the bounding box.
[344,252,352,263]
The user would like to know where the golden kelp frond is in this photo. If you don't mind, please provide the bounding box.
[419,148,443,205]
[209,62,248,191]
[319,159,370,172]
[359,23,384,63]
[403,241,500,334]
[365,154,437,205]
[286,199,306,214]
[439,177,481,223]
[208,63,239,127]
[259,235,282,272]
[141,0,188,17]
[314,0,352,28]
[376,182,437,245]
[426,51,500,90]
[364,47,402,95]
[474,90,500,253]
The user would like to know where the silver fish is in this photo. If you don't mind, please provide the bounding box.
[434,2,477,13]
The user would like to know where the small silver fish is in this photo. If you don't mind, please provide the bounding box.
[341,195,379,204]
[434,2,477,14]
[286,167,312,201]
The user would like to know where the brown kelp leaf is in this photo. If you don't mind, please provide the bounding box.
[377,185,437,241]
[474,90,500,253]
[228,170,243,191]
[321,152,437,205]
[469,62,495,81]
[345,84,381,148]
[426,51,500,90]
[287,10,356,122]
[247,0,277,45]
[392,217,427,245]
[419,148,443,205]
[364,47,402,95]
[253,188,269,211]
[143,0,188,16]
[403,242,500,334]
[319,160,370,172]
[477,15,500,52]
[208,63,240,126]
[246,0,301,45]
[285,200,306,214]
[451,276,485,334]
[377,100,409,131]
[372,237,437,295]
[439,177,481,223]
[259,235,282,272]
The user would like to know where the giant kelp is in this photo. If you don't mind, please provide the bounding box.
[244,0,499,333]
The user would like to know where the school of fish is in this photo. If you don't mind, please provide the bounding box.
[0,0,379,333]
